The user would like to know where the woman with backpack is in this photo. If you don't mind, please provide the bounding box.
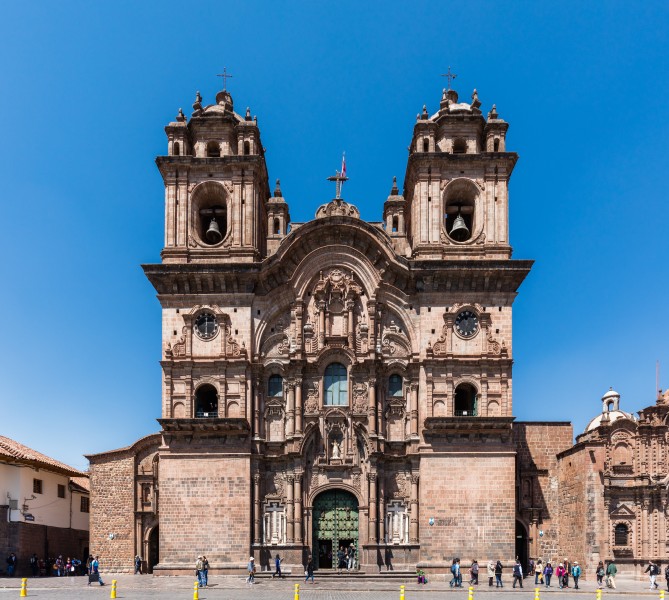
[494,560,503,587]
[596,561,606,588]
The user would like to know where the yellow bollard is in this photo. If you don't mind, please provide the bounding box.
[534,587,540,600]
[110,579,117,599]
[400,584,405,600]
[193,580,199,600]
[660,592,665,600]
[20,578,27,598]
[294,583,300,600]
[468,585,474,600]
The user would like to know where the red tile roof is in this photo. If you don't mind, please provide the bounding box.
[69,476,90,493]
[0,436,87,477]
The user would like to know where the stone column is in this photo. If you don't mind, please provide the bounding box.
[253,474,261,544]
[378,481,386,544]
[286,475,295,543]
[410,474,419,543]
[368,379,377,435]
[318,301,326,349]
[295,379,303,434]
[294,474,303,542]
[368,473,377,542]
[253,379,260,437]
[347,300,355,349]
[287,381,295,437]
[642,498,650,557]
[410,384,419,436]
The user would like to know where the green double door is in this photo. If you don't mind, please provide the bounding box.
[312,490,359,569]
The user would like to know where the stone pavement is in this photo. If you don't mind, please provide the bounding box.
[0,575,664,599]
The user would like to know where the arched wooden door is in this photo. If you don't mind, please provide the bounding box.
[312,490,358,569]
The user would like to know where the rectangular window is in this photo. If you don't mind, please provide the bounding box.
[80,497,90,513]
[33,479,43,494]
[57,484,66,498]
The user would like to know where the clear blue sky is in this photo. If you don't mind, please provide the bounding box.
[1,2,667,470]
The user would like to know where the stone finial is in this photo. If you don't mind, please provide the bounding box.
[193,91,203,112]
[245,107,252,121]
[274,179,282,198]
[176,108,186,122]
[390,176,399,196]
[488,104,499,120]
[421,105,429,119]
[471,89,481,111]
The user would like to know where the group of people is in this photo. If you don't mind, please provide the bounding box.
[4,553,89,577]
[531,558,582,589]
[195,555,210,588]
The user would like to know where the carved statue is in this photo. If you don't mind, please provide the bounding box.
[331,440,341,459]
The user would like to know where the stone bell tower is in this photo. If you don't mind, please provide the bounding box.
[404,86,514,260]
[158,88,271,263]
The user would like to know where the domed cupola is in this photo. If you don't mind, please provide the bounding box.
[584,387,636,432]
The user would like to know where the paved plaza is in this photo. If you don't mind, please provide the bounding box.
[0,575,664,599]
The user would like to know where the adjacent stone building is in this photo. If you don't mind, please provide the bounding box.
[86,82,666,577]
[0,436,90,574]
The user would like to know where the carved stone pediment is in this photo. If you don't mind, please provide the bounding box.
[610,503,636,519]
[315,199,360,219]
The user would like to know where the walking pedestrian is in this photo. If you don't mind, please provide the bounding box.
[596,561,605,588]
[196,556,204,587]
[305,556,315,584]
[246,557,256,585]
[134,555,142,574]
[606,559,617,589]
[645,560,659,589]
[571,561,581,589]
[30,554,38,577]
[534,559,543,585]
[272,554,283,578]
[487,560,495,586]
[6,553,17,577]
[469,559,479,585]
[337,546,345,574]
[512,559,523,588]
[543,561,553,587]
[556,563,566,589]
[495,560,503,587]
[563,557,571,588]
[202,556,209,587]
[88,556,105,586]
[664,563,669,590]
[348,544,356,571]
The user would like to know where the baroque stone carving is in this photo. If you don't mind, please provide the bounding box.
[315,199,360,219]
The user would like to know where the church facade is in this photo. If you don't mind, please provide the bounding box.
[87,83,666,577]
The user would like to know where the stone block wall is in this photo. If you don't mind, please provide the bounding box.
[513,422,573,562]
[418,450,516,568]
[557,442,606,575]
[157,452,250,572]
[89,452,136,572]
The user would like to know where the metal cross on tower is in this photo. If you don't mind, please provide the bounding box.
[327,171,349,199]
[441,66,457,89]
[217,68,234,91]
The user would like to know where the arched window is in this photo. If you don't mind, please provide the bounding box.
[422,138,429,153]
[274,218,281,235]
[392,216,399,233]
[324,363,347,406]
[194,384,218,418]
[268,375,283,398]
[454,383,477,416]
[388,375,403,397]
[173,141,180,156]
[243,141,251,155]
[614,523,629,546]
[206,141,220,157]
[493,138,500,152]
[453,138,467,154]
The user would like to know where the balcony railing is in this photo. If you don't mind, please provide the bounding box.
[195,411,219,418]
[454,409,478,416]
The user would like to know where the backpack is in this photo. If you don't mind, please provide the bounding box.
[451,564,457,575]
[651,565,659,576]
[513,564,521,576]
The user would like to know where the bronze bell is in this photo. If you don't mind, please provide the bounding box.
[450,213,470,241]
[205,218,223,244]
